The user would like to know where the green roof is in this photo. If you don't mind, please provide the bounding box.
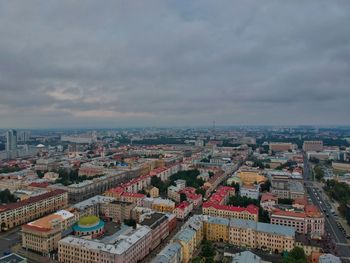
[79,215,99,226]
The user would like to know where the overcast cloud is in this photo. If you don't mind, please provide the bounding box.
[0,0,350,128]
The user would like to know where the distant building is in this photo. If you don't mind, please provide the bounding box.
[269,143,295,152]
[6,129,17,159]
[303,141,323,152]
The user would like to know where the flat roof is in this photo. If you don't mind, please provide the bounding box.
[0,253,26,263]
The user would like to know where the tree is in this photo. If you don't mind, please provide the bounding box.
[124,219,136,228]
[180,193,187,202]
[230,182,240,193]
[260,180,271,192]
[283,247,306,263]
[201,240,215,258]
[228,195,259,207]
[259,207,270,223]
[37,171,45,178]
[196,188,206,197]
[314,165,324,181]
[278,198,294,205]
[0,189,17,203]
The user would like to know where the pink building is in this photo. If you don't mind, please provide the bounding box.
[271,204,324,238]
[140,213,170,250]
[173,201,193,220]
[179,187,203,208]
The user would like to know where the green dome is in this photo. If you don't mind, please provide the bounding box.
[78,216,99,226]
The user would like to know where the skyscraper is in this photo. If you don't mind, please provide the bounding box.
[6,130,17,159]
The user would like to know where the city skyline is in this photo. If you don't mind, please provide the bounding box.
[1,1,350,128]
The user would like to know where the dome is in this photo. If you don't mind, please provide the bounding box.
[78,216,99,227]
[36,144,45,148]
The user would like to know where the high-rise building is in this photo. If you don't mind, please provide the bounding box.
[6,129,17,159]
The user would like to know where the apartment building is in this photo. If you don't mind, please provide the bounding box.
[271,204,324,238]
[151,198,176,213]
[203,216,295,253]
[22,210,76,255]
[0,189,68,231]
[203,203,259,221]
[140,212,170,250]
[269,143,295,152]
[100,200,136,223]
[303,141,323,152]
[58,225,152,263]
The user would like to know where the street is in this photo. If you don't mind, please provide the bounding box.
[0,226,22,256]
[303,155,350,262]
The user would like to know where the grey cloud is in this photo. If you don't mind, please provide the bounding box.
[0,0,350,128]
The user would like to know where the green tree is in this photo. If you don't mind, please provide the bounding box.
[278,198,294,205]
[124,219,136,228]
[195,188,206,197]
[180,193,187,202]
[283,247,307,263]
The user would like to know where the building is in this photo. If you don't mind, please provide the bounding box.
[230,251,261,263]
[271,203,324,238]
[151,242,182,263]
[332,162,350,172]
[318,254,341,263]
[178,187,202,208]
[73,216,105,238]
[173,215,203,263]
[140,212,170,250]
[0,253,27,263]
[269,143,295,152]
[22,210,76,255]
[72,195,116,218]
[173,201,193,220]
[240,184,260,200]
[6,130,17,159]
[260,193,278,212]
[145,186,159,198]
[234,171,267,186]
[58,225,152,263]
[203,216,295,253]
[203,203,259,221]
[151,198,175,213]
[0,189,68,231]
[100,200,136,223]
[271,179,305,199]
[303,141,323,152]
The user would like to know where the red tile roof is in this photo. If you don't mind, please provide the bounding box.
[203,202,259,215]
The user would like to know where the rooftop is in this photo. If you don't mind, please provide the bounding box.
[0,189,67,212]
[0,253,26,263]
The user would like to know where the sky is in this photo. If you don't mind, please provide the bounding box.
[0,0,350,128]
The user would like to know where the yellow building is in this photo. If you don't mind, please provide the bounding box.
[202,203,259,222]
[173,215,203,263]
[235,171,267,185]
[145,186,159,198]
[151,198,175,213]
[204,216,295,253]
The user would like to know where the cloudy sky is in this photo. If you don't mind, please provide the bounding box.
[1,1,350,128]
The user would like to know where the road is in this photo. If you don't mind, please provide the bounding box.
[0,226,22,255]
[303,154,350,262]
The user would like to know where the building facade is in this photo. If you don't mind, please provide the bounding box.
[0,189,68,231]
